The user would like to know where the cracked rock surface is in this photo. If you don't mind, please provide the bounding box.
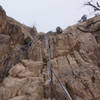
[0,7,100,100]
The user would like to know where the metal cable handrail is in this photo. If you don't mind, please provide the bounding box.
[52,69,73,100]
[45,34,73,100]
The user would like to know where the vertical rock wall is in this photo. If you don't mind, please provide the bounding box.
[0,6,100,100]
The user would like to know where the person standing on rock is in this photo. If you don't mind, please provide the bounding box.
[56,26,63,34]
[78,14,87,23]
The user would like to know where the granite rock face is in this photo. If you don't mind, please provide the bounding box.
[0,6,37,82]
[0,6,100,100]
[29,30,100,100]
[0,60,43,100]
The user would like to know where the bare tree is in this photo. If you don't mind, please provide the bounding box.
[84,0,100,12]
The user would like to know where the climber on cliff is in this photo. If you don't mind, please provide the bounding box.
[47,31,53,35]
[56,26,63,34]
[21,37,32,52]
[24,37,32,47]
[78,14,87,23]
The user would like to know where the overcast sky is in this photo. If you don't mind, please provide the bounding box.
[0,0,98,32]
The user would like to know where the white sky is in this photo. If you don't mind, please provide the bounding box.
[0,0,98,32]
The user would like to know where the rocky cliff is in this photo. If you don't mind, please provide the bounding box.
[0,6,100,100]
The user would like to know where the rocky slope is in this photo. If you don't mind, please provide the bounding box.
[0,6,100,100]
